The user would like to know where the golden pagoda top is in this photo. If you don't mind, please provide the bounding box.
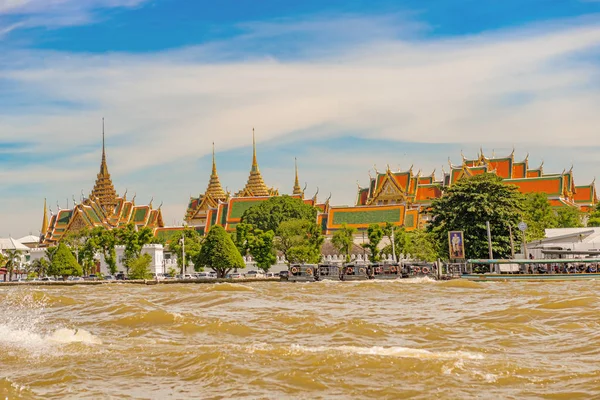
[292,157,303,196]
[41,198,48,236]
[204,142,227,201]
[90,118,118,214]
[239,128,270,197]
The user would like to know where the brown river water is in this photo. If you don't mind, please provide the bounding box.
[1,279,600,399]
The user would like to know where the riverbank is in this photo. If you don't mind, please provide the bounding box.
[0,277,281,286]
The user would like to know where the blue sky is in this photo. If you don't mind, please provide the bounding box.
[1,0,600,236]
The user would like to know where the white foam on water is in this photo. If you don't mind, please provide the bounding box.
[48,328,103,345]
[289,344,484,360]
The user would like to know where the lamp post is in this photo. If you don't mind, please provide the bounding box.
[180,235,185,275]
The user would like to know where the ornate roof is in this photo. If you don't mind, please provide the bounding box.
[41,198,48,236]
[238,129,271,197]
[205,142,227,201]
[292,158,303,196]
[90,118,118,215]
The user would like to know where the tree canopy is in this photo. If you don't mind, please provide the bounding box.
[522,192,558,241]
[248,229,277,272]
[361,224,384,262]
[240,195,317,232]
[167,228,204,273]
[128,254,153,280]
[427,173,525,259]
[197,225,245,278]
[275,219,324,265]
[555,206,583,228]
[114,224,157,272]
[47,242,82,279]
[331,224,356,262]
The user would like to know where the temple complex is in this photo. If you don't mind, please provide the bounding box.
[340,149,598,233]
[40,120,164,246]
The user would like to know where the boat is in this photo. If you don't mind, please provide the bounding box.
[370,262,401,280]
[461,258,600,281]
[403,262,436,278]
[288,264,317,282]
[316,264,341,281]
[340,263,369,281]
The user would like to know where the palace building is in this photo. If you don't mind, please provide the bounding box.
[336,149,598,234]
[40,121,164,246]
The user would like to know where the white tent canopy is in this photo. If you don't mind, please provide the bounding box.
[17,235,41,244]
[0,237,30,251]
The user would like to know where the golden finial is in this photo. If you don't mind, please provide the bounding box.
[252,128,258,172]
[312,187,319,202]
[149,196,154,207]
[41,198,48,236]
[212,142,217,175]
[132,193,137,204]
[293,157,302,195]
[373,164,379,174]
[460,149,465,161]
[386,164,391,172]
[431,168,436,177]
[158,201,163,210]
[368,170,373,180]
[123,188,128,201]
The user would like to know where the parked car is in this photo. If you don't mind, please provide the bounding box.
[40,276,56,281]
[279,271,289,278]
[104,275,115,281]
[226,273,244,279]
[115,272,127,280]
[246,270,265,278]
[195,272,216,279]
[86,274,98,281]
[265,272,277,278]
[69,276,84,281]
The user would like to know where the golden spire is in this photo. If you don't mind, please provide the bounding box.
[41,198,48,236]
[293,157,303,196]
[240,128,270,197]
[91,118,118,214]
[205,142,227,201]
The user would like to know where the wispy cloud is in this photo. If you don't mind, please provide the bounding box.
[1,14,600,235]
[0,0,147,36]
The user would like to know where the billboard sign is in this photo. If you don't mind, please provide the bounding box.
[448,231,465,259]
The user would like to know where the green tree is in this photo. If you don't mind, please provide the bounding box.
[167,228,204,273]
[331,224,356,262]
[47,243,82,280]
[404,229,439,262]
[115,224,156,273]
[90,227,118,275]
[197,225,245,278]
[3,250,22,281]
[522,192,558,241]
[362,224,384,262]
[587,204,600,227]
[233,223,254,257]
[555,207,583,228]
[275,219,324,264]
[241,195,317,232]
[427,173,525,259]
[128,254,153,280]
[248,229,277,272]
[30,258,49,278]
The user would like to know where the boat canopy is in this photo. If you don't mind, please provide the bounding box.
[468,258,600,264]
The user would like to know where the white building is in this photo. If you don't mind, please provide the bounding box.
[528,228,600,258]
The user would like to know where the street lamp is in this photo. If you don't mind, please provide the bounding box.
[180,235,185,275]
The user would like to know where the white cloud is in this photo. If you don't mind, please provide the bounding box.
[1,15,600,236]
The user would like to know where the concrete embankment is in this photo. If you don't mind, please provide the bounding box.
[0,278,281,286]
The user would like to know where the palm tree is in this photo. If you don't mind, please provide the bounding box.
[4,250,22,281]
[30,258,49,278]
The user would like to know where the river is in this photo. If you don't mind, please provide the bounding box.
[1,279,599,399]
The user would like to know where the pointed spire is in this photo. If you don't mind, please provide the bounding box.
[293,158,303,196]
[239,128,270,197]
[204,142,226,201]
[41,198,48,236]
[91,118,118,214]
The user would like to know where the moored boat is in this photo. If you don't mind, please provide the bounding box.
[340,264,369,281]
[370,262,401,280]
[316,264,341,281]
[288,264,317,282]
[461,258,600,281]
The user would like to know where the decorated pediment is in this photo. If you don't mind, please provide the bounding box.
[368,175,406,204]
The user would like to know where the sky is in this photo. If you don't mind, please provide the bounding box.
[1,0,600,237]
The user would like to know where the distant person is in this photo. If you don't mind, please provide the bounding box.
[529,253,534,260]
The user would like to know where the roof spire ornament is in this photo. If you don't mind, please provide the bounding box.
[239,128,270,197]
[292,158,303,196]
[41,198,49,236]
[91,118,118,214]
[204,142,227,201]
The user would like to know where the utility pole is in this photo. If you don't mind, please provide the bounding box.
[486,221,494,273]
[508,225,515,259]
[391,227,396,263]
[180,235,186,275]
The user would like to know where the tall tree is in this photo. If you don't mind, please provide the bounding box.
[47,243,82,280]
[90,227,118,275]
[3,250,22,281]
[197,225,245,278]
[522,192,558,241]
[240,195,317,232]
[233,223,254,258]
[555,207,583,228]
[331,224,356,262]
[361,224,384,262]
[115,224,156,273]
[404,229,439,262]
[275,219,324,264]
[248,229,277,272]
[128,254,153,280]
[587,205,600,227]
[167,228,204,273]
[427,173,525,259]
[30,258,49,278]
